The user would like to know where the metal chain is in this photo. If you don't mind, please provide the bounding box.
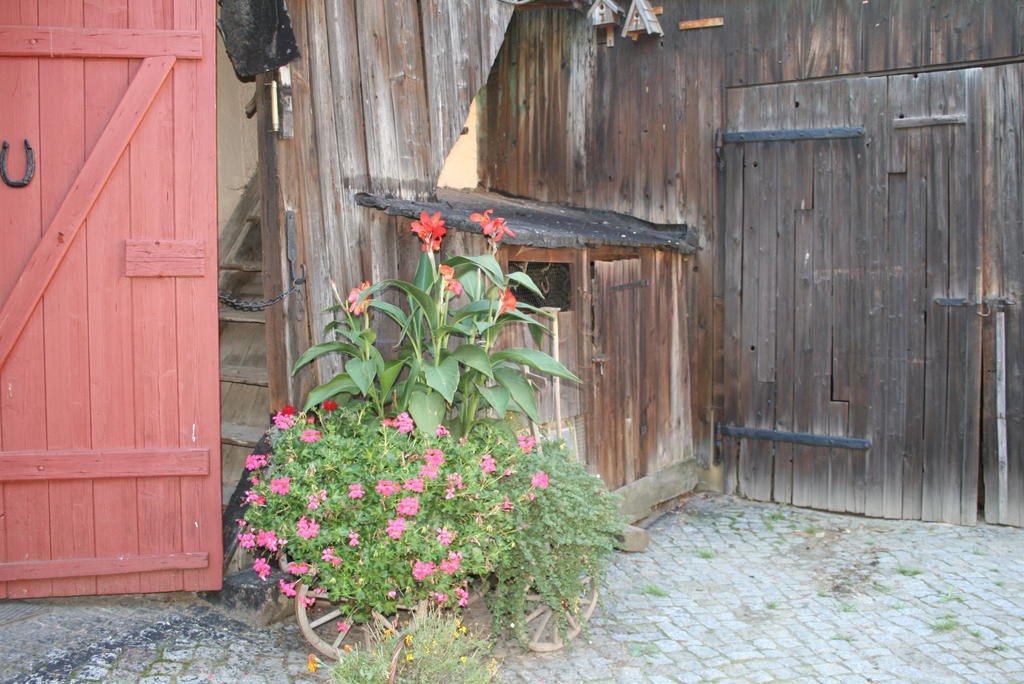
[218,264,306,312]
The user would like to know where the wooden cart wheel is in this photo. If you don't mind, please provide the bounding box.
[295,584,400,660]
[296,581,488,660]
[524,576,599,653]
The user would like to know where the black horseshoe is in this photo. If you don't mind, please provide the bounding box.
[1,139,35,188]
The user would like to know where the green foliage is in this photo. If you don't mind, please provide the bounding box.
[489,441,624,647]
[241,410,622,648]
[639,584,669,597]
[241,407,531,621]
[329,612,497,684]
[292,212,580,438]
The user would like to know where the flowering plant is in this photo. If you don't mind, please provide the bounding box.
[240,404,560,622]
[292,210,579,438]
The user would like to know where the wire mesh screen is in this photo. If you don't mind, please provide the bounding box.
[509,262,573,311]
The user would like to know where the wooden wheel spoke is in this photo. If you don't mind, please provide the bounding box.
[331,630,348,649]
[525,604,547,622]
[309,608,343,630]
[525,576,598,653]
[530,607,553,643]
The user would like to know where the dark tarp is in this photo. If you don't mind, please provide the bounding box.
[354,189,697,254]
[218,0,300,82]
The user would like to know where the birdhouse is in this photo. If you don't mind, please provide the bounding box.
[587,0,624,47]
[621,0,664,41]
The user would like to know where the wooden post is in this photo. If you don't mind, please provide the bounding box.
[995,309,1008,524]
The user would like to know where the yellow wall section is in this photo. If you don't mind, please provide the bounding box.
[437,97,480,190]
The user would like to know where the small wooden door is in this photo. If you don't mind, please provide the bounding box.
[589,259,645,489]
[0,1,221,597]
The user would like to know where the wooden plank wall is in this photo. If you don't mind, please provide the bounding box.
[981,63,1024,527]
[261,0,513,408]
[478,0,1024,486]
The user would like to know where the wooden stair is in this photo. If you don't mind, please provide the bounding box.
[217,176,270,504]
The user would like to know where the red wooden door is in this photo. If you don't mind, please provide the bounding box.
[0,0,221,597]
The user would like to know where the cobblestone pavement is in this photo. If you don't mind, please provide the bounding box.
[1,494,1022,683]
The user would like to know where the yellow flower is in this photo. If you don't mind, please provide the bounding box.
[460,656,468,663]
[384,629,393,636]
[406,653,415,661]
[425,648,431,655]
[405,635,413,646]
[307,654,320,673]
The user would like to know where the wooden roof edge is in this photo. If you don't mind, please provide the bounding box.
[353,190,699,255]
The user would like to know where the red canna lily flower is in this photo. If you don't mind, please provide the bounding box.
[438,264,463,296]
[498,288,517,316]
[346,281,372,315]
[470,209,516,243]
[410,212,446,251]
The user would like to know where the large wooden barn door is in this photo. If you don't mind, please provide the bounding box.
[721,71,988,525]
[0,1,221,597]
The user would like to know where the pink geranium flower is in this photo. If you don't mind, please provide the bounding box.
[348,484,365,499]
[348,532,360,546]
[321,548,342,567]
[270,477,291,495]
[382,412,415,433]
[435,527,455,546]
[397,497,420,516]
[288,561,310,575]
[307,489,327,510]
[440,551,462,575]
[297,516,320,539]
[412,561,436,581]
[518,435,536,454]
[300,429,321,443]
[456,586,470,607]
[435,424,450,436]
[385,517,407,540]
[403,478,424,493]
[273,411,296,430]
[244,490,266,506]
[531,472,550,489]
[245,452,268,470]
[256,528,284,551]
[238,532,256,549]
[279,579,298,597]
[479,454,496,474]
[375,480,400,496]
[336,621,350,633]
[419,463,440,480]
[424,449,446,466]
[253,558,271,580]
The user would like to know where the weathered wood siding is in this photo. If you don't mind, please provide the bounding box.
[482,4,721,467]
[261,0,513,407]
[479,0,1024,521]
